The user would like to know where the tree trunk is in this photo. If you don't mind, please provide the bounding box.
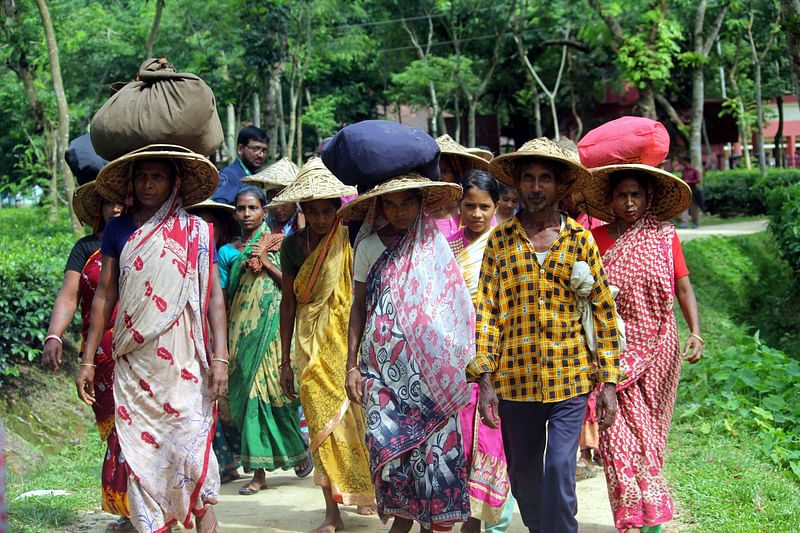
[781,0,800,107]
[639,85,657,119]
[690,65,705,176]
[533,84,543,138]
[144,0,165,59]
[2,0,45,132]
[429,82,439,137]
[296,99,303,166]
[776,95,785,167]
[277,79,287,157]
[226,103,236,161]
[748,25,767,177]
[264,67,280,159]
[467,99,477,147]
[252,91,262,129]
[47,124,57,220]
[34,0,79,233]
[454,94,462,144]
[287,82,298,162]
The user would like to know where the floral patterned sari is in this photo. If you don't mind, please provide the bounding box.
[358,207,474,529]
[113,189,218,533]
[294,223,373,505]
[79,250,129,517]
[597,212,681,532]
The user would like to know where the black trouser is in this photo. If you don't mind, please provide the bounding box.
[499,395,588,533]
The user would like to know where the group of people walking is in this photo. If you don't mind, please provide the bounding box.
[43,115,702,533]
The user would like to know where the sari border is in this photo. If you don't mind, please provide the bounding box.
[309,398,350,453]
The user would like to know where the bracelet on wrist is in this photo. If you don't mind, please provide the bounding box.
[689,333,705,345]
[80,362,96,368]
[346,366,360,375]
[44,335,62,345]
[211,357,229,365]
[279,360,291,369]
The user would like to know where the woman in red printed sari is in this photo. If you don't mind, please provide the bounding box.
[341,176,472,533]
[579,153,703,533]
[43,180,128,523]
[78,145,229,533]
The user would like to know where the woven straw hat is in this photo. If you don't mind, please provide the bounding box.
[466,147,494,162]
[73,181,104,226]
[242,157,299,191]
[185,198,235,213]
[337,175,462,221]
[268,157,356,207]
[436,135,490,170]
[96,144,218,206]
[576,164,691,222]
[489,138,592,194]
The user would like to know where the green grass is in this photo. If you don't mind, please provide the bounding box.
[7,433,105,533]
[666,231,800,531]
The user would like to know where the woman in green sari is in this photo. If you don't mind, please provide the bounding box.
[219,185,308,495]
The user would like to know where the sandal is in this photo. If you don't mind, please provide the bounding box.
[294,449,314,478]
[220,470,241,484]
[238,479,267,495]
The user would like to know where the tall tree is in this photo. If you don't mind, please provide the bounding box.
[781,0,800,106]
[144,0,165,59]
[34,0,79,232]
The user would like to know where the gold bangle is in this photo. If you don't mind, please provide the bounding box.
[80,362,96,368]
[211,357,229,365]
[689,333,704,345]
[346,367,360,375]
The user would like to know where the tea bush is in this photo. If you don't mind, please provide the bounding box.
[0,208,79,376]
[703,168,800,216]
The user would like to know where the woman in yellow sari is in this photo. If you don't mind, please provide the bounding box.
[276,158,374,533]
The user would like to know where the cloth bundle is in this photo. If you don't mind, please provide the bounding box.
[65,133,107,185]
[571,261,626,358]
[90,58,223,161]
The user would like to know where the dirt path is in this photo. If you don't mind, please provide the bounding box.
[676,219,768,242]
[79,469,616,532]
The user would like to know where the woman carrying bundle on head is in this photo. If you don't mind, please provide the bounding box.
[276,158,375,533]
[43,138,129,524]
[341,174,473,533]
[577,118,703,533]
[218,185,310,496]
[77,144,229,533]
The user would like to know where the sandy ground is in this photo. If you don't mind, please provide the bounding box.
[78,468,617,532]
[676,219,768,242]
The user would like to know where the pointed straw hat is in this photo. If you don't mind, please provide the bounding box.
[466,146,494,162]
[185,198,235,213]
[242,157,299,191]
[336,174,462,221]
[268,157,357,207]
[436,134,490,170]
[575,164,691,222]
[489,137,592,193]
[72,181,104,226]
[96,144,218,206]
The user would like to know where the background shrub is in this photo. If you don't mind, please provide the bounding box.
[765,182,800,283]
[703,168,800,217]
[0,208,78,377]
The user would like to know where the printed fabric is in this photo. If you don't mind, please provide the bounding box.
[226,224,307,471]
[597,212,681,532]
[113,188,219,533]
[79,250,129,517]
[293,223,374,506]
[358,205,474,529]
[469,216,621,402]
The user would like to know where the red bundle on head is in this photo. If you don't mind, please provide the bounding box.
[577,116,670,168]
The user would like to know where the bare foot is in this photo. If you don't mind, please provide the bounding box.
[388,517,413,533]
[461,517,481,533]
[310,515,344,533]
[196,508,219,533]
[357,505,376,516]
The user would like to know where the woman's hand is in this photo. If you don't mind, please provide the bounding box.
[75,365,96,405]
[250,240,265,258]
[345,369,363,405]
[684,335,703,364]
[280,364,296,400]
[42,338,63,372]
[477,374,500,429]
[208,361,229,402]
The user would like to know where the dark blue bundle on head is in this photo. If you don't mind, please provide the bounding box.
[322,120,440,192]
[65,133,108,185]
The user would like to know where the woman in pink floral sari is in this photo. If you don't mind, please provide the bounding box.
[78,145,229,533]
[342,176,472,533]
[580,160,703,533]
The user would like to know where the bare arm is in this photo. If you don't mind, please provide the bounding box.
[279,272,298,398]
[345,281,367,405]
[675,275,703,363]
[42,271,81,371]
[207,264,229,401]
[76,256,119,405]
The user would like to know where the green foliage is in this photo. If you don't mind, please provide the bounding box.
[702,168,800,216]
[765,182,800,281]
[618,16,682,90]
[0,208,77,376]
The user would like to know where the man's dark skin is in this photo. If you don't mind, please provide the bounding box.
[477,159,619,432]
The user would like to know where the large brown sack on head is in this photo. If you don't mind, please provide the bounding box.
[90,58,224,160]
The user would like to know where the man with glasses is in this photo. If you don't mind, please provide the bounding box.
[213,126,269,205]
